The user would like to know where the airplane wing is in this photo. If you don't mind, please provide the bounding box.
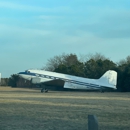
[31,77,65,87]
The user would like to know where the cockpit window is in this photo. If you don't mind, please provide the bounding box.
[25,70,30,73]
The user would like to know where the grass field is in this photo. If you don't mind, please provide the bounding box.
[0,87,130,130]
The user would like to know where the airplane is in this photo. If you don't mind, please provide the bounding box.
[18,69,117,92]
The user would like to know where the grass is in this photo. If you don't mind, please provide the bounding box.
[0,87,130,130]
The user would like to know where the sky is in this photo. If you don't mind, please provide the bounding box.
[0,0,130,77]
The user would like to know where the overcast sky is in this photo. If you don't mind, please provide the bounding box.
[0,0,130,77]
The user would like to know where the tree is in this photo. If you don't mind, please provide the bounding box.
[84,58,117,79]
[79,53,108,63]
[1,78,9,86]
[8,74,19,87]
[54,62,85,77]
[43,53,79,71]
[43,53,130,92]
[117,59,130,92]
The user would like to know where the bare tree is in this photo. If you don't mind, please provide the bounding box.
[79,53,109,63]
[43,53,79,71]
[126,55,130,63]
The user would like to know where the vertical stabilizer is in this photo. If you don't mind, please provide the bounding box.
[98,70,117,89]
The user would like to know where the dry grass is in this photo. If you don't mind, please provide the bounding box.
[0,87,130,130]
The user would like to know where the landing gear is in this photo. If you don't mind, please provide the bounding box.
[41,88,48,93]
[41,88,44,93]
[101,90,104,93]
[100,89,104,93]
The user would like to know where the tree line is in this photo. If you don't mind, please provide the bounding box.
[1,53,130,92]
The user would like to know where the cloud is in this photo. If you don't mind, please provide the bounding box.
[0,1,72,13]
[0,1,49,12]
[0,22,130,77]
[1,0,130,77]
[79,7,130,39]
[0,24,51,44]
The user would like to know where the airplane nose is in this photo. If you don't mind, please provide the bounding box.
[17,72,25,78]
[18,72,32,80]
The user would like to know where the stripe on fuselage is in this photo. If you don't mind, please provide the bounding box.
[24,72,100,89]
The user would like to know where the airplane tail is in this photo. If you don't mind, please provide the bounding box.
[98,70,117,89]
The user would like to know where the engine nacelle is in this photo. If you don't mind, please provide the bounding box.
[31,77,41,84]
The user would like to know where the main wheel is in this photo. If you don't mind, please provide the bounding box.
[41,88,44,93]
[45,89,48,93]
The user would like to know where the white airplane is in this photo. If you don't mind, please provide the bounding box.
[18,69,117,92]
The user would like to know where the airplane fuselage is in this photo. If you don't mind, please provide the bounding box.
[18,69,117,91]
